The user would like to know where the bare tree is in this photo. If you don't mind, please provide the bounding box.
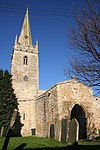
[65,0,100,94]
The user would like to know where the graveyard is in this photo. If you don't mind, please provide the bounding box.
[0,110,100,150]
[0,136,100,150]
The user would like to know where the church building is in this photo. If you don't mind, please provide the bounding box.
[11,8,100,140]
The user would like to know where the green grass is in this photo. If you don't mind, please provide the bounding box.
[0,136,100,150]
[0,136,66,150]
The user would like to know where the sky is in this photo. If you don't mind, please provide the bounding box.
[0,0,83,90]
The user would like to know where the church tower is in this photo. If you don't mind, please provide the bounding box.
[11,8,39,136]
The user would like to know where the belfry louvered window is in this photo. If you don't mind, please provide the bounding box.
[23,56,28,65]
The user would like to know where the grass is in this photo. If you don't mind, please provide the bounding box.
[0,136,100,150]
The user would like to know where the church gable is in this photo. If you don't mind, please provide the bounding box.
[36,79,99,140]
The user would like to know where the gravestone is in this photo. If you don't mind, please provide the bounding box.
[69,118,79,145]
[55,117,59,140]
[61,119,67,142]
[2,109,17,150]
[0,126,4,137]
[50,124,55,139]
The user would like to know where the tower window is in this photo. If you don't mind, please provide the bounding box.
[23,56,28,65]
[23,113,25,120]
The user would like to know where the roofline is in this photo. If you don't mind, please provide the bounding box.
[37,79,92,99]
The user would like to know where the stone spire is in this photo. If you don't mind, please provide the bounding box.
[18,8,32,47]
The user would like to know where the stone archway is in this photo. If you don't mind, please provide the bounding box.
[71,104,87,139]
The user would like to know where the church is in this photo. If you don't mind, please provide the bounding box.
[11,8,100,141]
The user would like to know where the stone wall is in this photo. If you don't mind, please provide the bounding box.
[18,99,36,136]
[36,85,58,138]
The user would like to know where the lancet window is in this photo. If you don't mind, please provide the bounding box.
[23,56,28,65]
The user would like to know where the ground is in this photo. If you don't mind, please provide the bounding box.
[0,136,100,150]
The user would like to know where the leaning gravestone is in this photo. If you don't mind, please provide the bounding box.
[0,126,4,137]
[2,109,17,150]
[69,118,79,145]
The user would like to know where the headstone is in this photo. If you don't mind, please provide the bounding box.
[69,118,79,145]
[0,126,4,137]
[55,118,59,140]
[50,124,55,139]
[61,119,67,142]
[2,109,17,150]
[58,120,62,142]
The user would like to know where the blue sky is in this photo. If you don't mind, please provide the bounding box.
[0,0,83,90]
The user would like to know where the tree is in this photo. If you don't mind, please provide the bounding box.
[0,69,4,132]
[65,0,100,94]
[0,69,19,136]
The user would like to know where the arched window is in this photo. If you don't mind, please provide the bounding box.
[23,56,28,65]
[23,113,25,120]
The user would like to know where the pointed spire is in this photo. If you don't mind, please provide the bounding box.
[18,8,32,47]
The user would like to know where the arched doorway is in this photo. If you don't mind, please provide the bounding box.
[71,104,87,139]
